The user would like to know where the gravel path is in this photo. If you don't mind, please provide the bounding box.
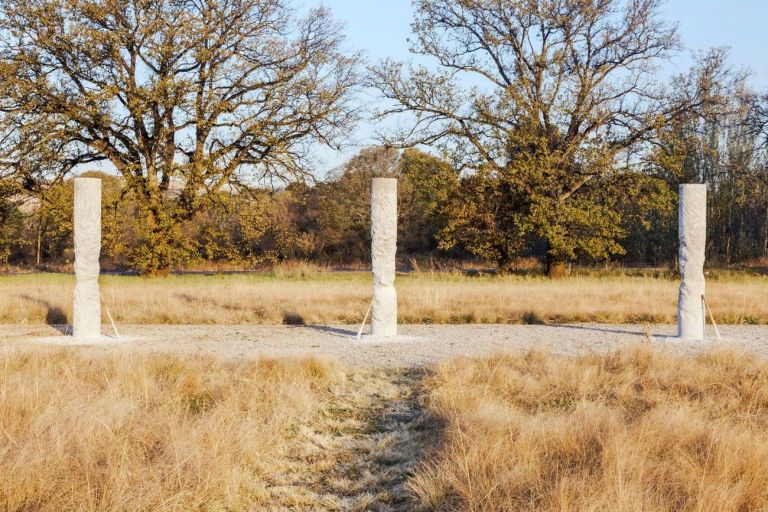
[2,324,768,368]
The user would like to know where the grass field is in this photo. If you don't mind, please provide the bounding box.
[411,346,768,511]
[1,268,768,325]
[0,351,346,511]
[4,346,768,511]
[0,349,431,511]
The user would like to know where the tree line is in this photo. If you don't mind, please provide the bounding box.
[0,0,767,275]
[3,132,768,274]
[0,148,460,272]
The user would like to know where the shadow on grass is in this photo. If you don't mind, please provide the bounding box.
[316,367,447,509]
[17,294,70,334]
[175,293,243,312]
[174,293,272,321]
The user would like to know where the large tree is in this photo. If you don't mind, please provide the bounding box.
[372,0,731,275]
[311,146,459,263]
[0,0,359,272]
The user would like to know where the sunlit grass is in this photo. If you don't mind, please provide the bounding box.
[2,268,767,325]
[411,345,768,511]
[0,350,345,511]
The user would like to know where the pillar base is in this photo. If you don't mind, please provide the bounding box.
[654,334,713,344]
[355,334,427,344]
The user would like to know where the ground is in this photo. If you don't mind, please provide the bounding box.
[4,326,768,511]
[3,323,768,367]
[4,270,768,510]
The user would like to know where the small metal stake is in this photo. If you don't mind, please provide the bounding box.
[103,301,121,340]
[356,300,373,341]
[703,295,722,343]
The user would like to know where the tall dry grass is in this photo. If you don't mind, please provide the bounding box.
[0,350,344,511]
[1,270,768,325]
[5,345,768,511]
[411,345,768,511]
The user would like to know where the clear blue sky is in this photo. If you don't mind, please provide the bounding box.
[313,0,768,173]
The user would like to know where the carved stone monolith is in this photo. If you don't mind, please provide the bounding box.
[678,184,707,341]
[371,178,397,337]
[73,177,101,340]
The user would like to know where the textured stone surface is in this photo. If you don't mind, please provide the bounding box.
[678,184,707,341]
[73,178,101,340]
[371,178,397,337]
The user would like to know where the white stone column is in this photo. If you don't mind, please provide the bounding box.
[678,183,707,341]
[73,177,102,340]
[371,178,397,337]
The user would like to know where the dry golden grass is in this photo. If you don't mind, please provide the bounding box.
[5,345,768,511]
[0,349,433,511]
[411,345,768,511]
[1,270,768,325]
[0,350,346,511]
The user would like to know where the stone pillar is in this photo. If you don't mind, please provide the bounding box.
[678,184,707,341]
[371,178,397,337]
[73,177,101,340]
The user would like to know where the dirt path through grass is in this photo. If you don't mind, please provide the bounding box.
[267,368,438,511]
[7,336,768,510]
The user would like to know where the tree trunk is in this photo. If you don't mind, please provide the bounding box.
[496,251,514,275]
[543,237,568,278]
[36,225,42,266]
[545,253,568,279]
[763,205,768,259]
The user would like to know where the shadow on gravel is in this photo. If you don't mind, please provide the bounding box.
[304,324,357,337]
[17,294,70,334]
[553,324,647,336]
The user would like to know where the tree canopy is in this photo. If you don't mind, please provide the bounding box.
[0,0,359,272]
[1,0,767,275]
[372,0,735,274]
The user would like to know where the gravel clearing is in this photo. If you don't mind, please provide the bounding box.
[2,323,768,368]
